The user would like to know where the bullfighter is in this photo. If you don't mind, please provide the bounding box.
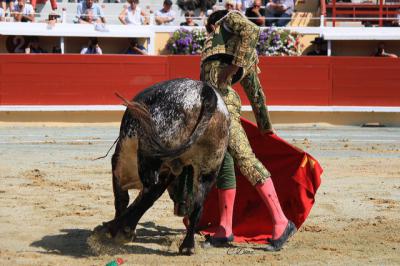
[200,10,296,251]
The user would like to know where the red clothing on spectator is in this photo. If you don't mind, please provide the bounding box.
[30,0,57,10]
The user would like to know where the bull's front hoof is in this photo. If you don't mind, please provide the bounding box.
[179,238,195,255]
[93,224,113,239]
[92,222,136,244]
[115,226,137,244]
[179,245,195,256]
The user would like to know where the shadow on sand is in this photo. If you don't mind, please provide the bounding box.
[30,222,186,257]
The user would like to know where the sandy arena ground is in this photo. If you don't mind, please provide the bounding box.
[0,123,399,265]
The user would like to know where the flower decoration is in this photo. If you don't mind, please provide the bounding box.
[257,27,302,56]
[166,28,206,55]
[166,27,302,56]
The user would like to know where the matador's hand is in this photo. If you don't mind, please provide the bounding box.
[217,64,240,88]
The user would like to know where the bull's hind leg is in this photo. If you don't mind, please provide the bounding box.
[112,152,130,218]
[179,171,216,255]
[111,137,142,218]
[104,176,171,240]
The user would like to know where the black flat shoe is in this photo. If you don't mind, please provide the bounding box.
[265,220,296,251]
[203,233,234,247]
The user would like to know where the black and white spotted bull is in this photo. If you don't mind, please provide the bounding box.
[97,78,230,255]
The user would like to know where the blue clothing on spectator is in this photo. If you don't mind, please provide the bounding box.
[76,2,104,22]
[265,0,294,26]
[126,44,146,54]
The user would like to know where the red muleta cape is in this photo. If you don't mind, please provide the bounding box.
[198,117,323,243]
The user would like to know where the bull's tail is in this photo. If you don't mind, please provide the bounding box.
[115,84,218,159]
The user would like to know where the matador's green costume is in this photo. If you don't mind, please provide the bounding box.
[201,11,273,189]
[176,11,296,250]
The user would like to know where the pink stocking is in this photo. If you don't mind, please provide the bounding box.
[256,178,288,239]
[214,188,235,238]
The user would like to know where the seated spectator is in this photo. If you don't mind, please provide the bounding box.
[119,0,149,25]
[180,10,198,26]
[13,0,34,22]
[307,37,327,56]
[245,0,265,26]
[155,0,176,25]
[76,0,105,24]
[177,0,216,17]
[374,42,398,58]
[235,0,254,13]
[125,38,147,55]
[265,0,293,27]
[30,0,57,11]
[25,36,47,53]
[224,0,236,11]
[0,7,4,21]
[80,37,103,54]
[52,45,62,53]
[1,0,14,17]
[391,10,400,27]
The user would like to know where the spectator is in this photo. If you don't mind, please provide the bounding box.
[76,0,105,24]
[30,0,57,11]
[119,0,149,25]
[13,0,35,22]
[0,6,4,21]
[1,0,14,17]
[307,37,327,56]
[245,0,265,26]
[52,45,62,53]
[392,10,400,27]
[374,42,398,58]
[25,36,47,53]
[155,0,176,25]
[265,0,293,27]
[80,37,103,54]
[125,38,147,55]
[180,10,198,26]
[235,0,254,13]
[224,0,236,11]
[177,0,216,17]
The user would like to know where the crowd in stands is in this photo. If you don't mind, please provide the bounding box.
[1,0,399,57]
[225,0,293,26]
[1,0,35,22]
[4,34,148,54]
[0,0,296,26]
[1,0,400,28]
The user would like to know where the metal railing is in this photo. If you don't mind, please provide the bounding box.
[1,8,400,27]
[324,0,400,26]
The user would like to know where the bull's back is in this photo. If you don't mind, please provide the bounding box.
[115,78,229,190]
[134,78,208,148]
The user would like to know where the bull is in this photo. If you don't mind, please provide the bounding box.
[97,78,230,255]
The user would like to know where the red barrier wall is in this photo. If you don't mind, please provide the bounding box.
[331,57,400,106]
[0,55,399,106]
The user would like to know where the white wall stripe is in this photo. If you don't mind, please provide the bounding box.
[0,105,399,113]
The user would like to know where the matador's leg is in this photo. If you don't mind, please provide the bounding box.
[202,60,295,250]
[201,60,271,186]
